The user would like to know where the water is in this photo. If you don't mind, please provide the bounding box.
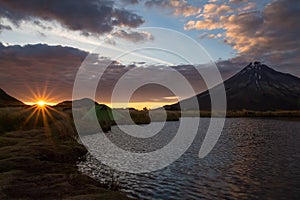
[78,118,300,200]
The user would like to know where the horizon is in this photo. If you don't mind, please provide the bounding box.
[2,61,299,110]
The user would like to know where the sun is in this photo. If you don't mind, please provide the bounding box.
[37,100,46,107]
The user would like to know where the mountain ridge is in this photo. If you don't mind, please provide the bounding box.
[165,62,300,111]
[0,88,24,106]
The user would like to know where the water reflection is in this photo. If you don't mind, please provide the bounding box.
[78,118,300,200]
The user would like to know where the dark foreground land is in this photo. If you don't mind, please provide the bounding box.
[0,106,299,199]
[181,110,300,118]
[0,107,131,200]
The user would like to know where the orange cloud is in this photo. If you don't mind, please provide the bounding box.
[145,0,201,17]
[201,3,233,19]
[174,5,201,17]
[184,19,222,30]
[185,0,300,75]
[229,0,248,4]
[238,2,256,12]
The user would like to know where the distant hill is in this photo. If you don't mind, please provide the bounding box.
[165,62,300,111]
[55,98,116,132]
[0,88,24,106]
[55,98,100,108]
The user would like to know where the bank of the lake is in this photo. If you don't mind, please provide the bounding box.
[0,107,131,199]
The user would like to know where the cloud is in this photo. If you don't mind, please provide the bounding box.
[185,0,300,75]
[208,33,222,39]
[0,42,185,103]
[0,42,88,102]
[104,38,117,46]
[112,30,154,43]
[238,2,256,12]
[229,0,248,4]
[120,0,139,5]
[0,23,11,32]
[184,19,222,30]
[184,3,234,30]
[33,20,52,30]
[0,42,239,104]
[224,0,300,67]
[0,0,144,35]
[145,0,201,17]
[201,3,233,19]
[197,32,210,39]
[173,5,201,17]
[3,41,297,107]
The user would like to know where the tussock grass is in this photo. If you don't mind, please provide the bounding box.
[0,106,131,199]
[225,110,300,118]
[166,110,300,118]
[113,109,180,125]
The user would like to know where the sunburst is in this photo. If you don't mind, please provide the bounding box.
[37,100,46,107]
[21,84,66,136]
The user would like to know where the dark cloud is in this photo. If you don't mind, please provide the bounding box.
[33,20,52,30]
[0,42,88,102]
[0,43,178,103]
[216,56,300,80]
[224,0,300,75]
[185,0,300,76]
[0,42,224,104]
[120,0,139,5]
[215,59,249,78]
[0,23,11,32]
[0,0,144,35]
[4,41,290,106]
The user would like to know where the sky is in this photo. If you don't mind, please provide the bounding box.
[0,0,299,109]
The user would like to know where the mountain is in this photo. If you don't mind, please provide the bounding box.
[0,88,24,106]
[165,62,300,111]
[55,98,99,108]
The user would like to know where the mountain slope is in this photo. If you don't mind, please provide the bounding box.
[55,98,99,108]
[0,88,24,106]
[165,62,300,111]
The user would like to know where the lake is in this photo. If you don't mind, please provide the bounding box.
[78,118,300,200]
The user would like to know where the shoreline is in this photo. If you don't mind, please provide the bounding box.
[166,110,300,118]
[0,107,131,199]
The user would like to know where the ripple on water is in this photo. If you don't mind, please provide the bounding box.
[78,118,300,200]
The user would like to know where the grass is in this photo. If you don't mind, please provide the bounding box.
[225,110,300,118]
[0,106,131,199]
[111,109,180,125]
[176,109,300,118]
[118,109,300,123]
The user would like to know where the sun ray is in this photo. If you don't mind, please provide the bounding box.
[21,84,72,138]
[43,107,57,124]
[34,107,42,127]
[46,105,68,117]
[22,106,39,127]
[23,83,60,106]
[41,107,50,135]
